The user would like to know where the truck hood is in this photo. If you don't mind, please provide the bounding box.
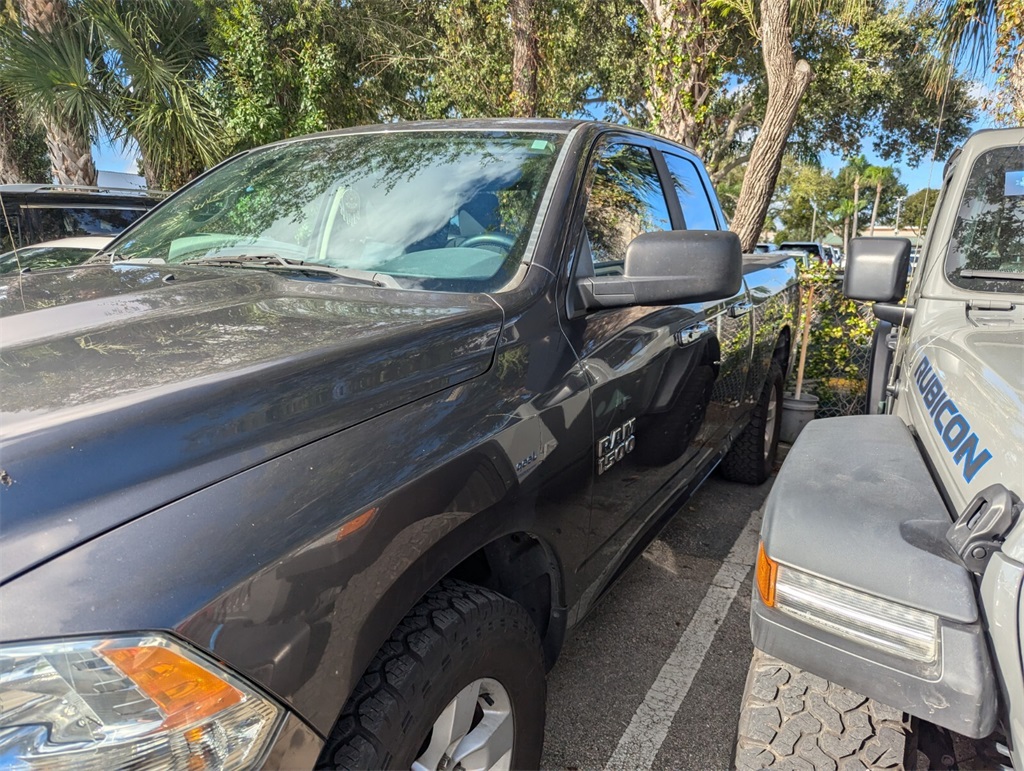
[0,265,502,583]
[903,297,1024,510]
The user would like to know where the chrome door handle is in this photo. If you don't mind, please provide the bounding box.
[728,301,754,318]
[674,322,711,346]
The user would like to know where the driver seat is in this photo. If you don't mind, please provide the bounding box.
[456,192,501,240]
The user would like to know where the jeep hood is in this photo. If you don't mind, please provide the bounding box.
[0,265,502,583]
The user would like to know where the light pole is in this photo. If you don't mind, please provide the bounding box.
[894,195,905,235]
[810,200,818,242]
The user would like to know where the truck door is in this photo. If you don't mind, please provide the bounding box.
[559,137,745,580]
[661,150,752,448]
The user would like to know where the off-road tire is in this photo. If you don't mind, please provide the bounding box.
[635,365,715,466]
[317,579,546,770]
[719,362,783,484]
[735,648,915,770]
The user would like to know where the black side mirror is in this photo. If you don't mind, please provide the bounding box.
[843,237,912,302]
[578,230,742,310]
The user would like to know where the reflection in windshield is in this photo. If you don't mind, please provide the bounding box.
[947,146,1024,291]
[0,245,97,274]
[112,131,564,293]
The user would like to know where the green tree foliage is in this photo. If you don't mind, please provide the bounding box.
[935,0,1023,123]
[86,0,224,190]
[0,2,47,183]
[423,0,623,119]
[205,0,429,154]
[0,0,104,184]
[772,157,907,243]
[0,92,48,183]
[902,187,939,234]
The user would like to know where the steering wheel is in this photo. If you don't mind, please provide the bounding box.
[460,233,516,253]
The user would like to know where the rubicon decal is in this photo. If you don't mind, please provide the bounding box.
[913,356,992,483]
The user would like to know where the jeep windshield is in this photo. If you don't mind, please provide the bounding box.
[108,130,564,293]
[946,144,1024,293]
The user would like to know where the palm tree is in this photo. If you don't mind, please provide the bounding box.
[845,155,869,240]
[936,0,1023,122]
[0,3,102,185]
[2,0,225,191]
[864,164,895,236]
[85,0,224,190]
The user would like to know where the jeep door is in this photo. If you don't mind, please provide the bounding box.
[558,134,750,594]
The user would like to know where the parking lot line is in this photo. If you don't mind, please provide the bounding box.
[604,508,762,771]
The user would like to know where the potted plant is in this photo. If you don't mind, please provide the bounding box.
[780,264,820,443]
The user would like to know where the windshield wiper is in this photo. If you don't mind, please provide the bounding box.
[960,269,1024,280]
[178,253,395,287]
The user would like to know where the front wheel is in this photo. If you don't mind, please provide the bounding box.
[719,362,784,484]
[317,579,546,770]
[735,649,916,770]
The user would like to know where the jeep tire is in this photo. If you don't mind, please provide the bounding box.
[719,362,784,484]
[735,648,915,770]
[318,579,546,770]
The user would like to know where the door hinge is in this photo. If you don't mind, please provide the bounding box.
[947,484,1023,574]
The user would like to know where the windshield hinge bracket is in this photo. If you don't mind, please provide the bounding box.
[947,484,1022,575]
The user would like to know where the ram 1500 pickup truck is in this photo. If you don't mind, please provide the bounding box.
[0,119,797,770]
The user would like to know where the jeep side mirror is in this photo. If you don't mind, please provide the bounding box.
[577,230,743,310]
[843,237,912,302]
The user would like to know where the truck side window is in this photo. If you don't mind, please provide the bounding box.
[662,153,718,230]
[582,142,672,276]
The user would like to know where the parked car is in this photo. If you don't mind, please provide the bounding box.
[0,235,111,274]
[0,184,165,251]
[736,127,1024,769]
[0,119,799,770]
[754,242,778,253]
[778,240,832,266]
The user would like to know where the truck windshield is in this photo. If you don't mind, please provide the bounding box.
[946,144,1024,292]
[110,131,564,293]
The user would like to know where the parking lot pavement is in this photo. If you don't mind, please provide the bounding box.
[542,473,775,770]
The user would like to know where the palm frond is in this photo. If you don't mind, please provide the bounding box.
[0,16,108,139]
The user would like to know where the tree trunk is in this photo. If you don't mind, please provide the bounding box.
[729,2,814,252]
[843,215,849,254]
[851,175,860,240]
[16,0,68,33]
[639,0,719,151]
[44,121,97,186]
[869,180,882,236]
[510,0,539,117]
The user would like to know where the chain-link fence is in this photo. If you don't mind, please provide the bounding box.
[789,268,877,418]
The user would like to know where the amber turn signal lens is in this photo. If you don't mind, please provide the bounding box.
[756,541,778,607]
[104,645,243,729]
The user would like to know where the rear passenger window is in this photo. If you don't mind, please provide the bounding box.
[663,153,718,230]
[583,142,672,274]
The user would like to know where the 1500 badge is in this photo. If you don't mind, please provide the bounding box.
[598,417,636,475]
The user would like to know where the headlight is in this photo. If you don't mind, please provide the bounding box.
[757,542,940,664]
[0,633,284,770]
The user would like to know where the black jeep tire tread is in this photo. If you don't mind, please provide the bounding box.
[735,648,914,771]
[317,578,546,770]
[719,362,783,484]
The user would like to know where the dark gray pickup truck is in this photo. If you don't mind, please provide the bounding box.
[0,119,796,770]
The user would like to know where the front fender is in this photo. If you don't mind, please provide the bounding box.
[752,415,998,738]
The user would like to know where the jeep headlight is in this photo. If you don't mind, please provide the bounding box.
[0,633,284,770]
[757,543,940,664]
